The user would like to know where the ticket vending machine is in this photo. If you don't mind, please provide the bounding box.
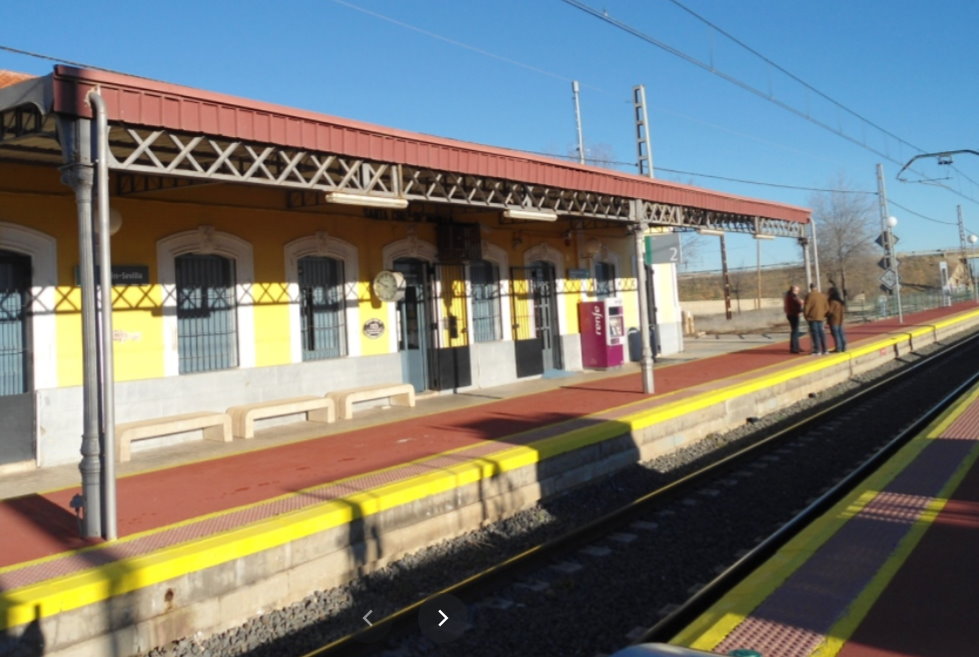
[578,298,625,369]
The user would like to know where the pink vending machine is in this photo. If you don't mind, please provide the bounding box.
[578,298,625,369]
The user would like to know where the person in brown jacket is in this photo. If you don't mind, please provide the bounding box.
[827,286,847,352]
[803,283,829,355]
[783,285,803,353]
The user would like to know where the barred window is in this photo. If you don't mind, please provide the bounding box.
[175,253,238,373]
[298,256,346,360]
[0,250,31,396]
[470,259,502,342]
[595,261,616,299]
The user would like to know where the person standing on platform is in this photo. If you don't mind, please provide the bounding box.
[783,285,803,353]
[803,283,829,355]
[827,286,847,352]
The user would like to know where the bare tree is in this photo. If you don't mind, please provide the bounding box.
[808,175,876,297]
[679,232,707,271]
[567,142,618,168]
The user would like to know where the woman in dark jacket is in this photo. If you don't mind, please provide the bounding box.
[827,287,846,352]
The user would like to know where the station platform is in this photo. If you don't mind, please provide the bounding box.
[3,302,979,656]
[672,375,979,657]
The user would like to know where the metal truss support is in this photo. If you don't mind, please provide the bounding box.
[0,105,45,143]
[99,123,806,235]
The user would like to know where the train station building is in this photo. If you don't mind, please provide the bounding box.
[0,65,810,472]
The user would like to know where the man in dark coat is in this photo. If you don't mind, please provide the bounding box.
[783,285,803,353]
[803,283,830,355]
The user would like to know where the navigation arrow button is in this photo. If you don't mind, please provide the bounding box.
[418,594,467,644]
[362,610,373,627]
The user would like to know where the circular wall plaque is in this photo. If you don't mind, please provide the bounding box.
[363,318,385,339]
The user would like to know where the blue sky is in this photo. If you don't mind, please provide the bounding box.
[3,0,979,270]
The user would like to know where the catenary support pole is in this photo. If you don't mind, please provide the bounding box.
[720,232,733,320]
[59,117,102,538]
[90,91,117,541]
[801,236,812,290]
[572,81,585,165]
[634,220,655,394]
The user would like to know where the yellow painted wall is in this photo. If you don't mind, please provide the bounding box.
[2,161,679,388]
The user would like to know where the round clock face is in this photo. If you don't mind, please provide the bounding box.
[373,270,405,302]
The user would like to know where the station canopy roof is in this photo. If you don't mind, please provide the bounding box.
[0,66,809,237]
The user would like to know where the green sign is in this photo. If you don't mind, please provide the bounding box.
[644,233,682,266]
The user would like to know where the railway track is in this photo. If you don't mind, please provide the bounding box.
[290,330,979,657]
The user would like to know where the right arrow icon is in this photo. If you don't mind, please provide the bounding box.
[438,609,449,627]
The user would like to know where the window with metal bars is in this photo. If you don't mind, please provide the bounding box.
[175,253,238,374]
[298,256,346,360]
[595,261,616,299]
[0,250,31,396]
[470,260,502,342]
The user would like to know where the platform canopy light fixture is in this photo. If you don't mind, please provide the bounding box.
[696,227,724,236]
[95,208,124,236]
[323,191,409,210]
[502,208,559,222]
[754,233,775,240]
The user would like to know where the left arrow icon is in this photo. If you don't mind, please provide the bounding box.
[362,610,373,627]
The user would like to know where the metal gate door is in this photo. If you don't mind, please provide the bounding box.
[0,250,35,465]
[510,262,564,377]
[430,263,471,391]
[530,261,562,371]
[394,258,431,393]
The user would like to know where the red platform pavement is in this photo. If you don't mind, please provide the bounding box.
[673,341,979,657]
[0,302,976,584]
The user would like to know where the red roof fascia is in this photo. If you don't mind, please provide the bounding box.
[51,66,809,224]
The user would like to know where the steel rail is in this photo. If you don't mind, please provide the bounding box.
[301,328,979,657]
[639,347,979,645]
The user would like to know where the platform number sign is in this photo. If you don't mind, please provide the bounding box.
[644,233,682,266]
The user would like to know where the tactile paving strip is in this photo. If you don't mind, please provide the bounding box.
[712,391,979,657]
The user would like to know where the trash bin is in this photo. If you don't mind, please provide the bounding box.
[627,326,658,362]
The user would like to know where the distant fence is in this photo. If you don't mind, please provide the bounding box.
[681,289,978,334]
[850,289,978,323]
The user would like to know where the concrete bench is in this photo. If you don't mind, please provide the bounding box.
[116,411,231,462]
[227,396,336,439]
[327,383,416,420]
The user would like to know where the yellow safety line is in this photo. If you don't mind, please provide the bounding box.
[813,446,979,656]
[675,379,979,652]
[2,309,978,629]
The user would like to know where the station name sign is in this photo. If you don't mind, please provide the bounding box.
[73,265,150,286]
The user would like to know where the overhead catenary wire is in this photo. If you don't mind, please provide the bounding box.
[558,0,979,208]
[666,0,979,198]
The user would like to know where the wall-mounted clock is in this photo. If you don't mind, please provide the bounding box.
[373,270,406,302]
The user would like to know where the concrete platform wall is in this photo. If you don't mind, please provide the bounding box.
[35,353,402,467]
